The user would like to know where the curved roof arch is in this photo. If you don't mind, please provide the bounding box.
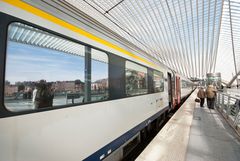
[24,0,240,83]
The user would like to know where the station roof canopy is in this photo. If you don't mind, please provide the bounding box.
[60,0,240,83]
[22,0,240,83]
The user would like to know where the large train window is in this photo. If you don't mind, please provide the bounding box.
[4,22,85,112]
[153,70,164,92]
[91,49,108,101]
[125,61,148,96]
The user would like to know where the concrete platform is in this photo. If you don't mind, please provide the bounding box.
[136,91,240,161]
[186,103,240,161]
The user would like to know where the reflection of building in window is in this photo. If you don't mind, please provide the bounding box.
[5,80,85,98]
[126,61,148,96]
[54,80,84,93]
[5,81,35,98]
[91,79,108,91]
[5,22,86,111]
[4,22,110,111]
[153,71,164,92]
[5,84,18,96]
[91,49,109,101]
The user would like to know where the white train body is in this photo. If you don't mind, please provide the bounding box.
[0,1,193,161]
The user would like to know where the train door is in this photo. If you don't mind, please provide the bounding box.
[171,73,177,109]
[167,73,173,108]
[176,76,181,105]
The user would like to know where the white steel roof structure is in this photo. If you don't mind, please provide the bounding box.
[20,0,240,83]
[216,0,240,83]
[61,0,240,83]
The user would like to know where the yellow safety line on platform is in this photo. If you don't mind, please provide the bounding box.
[2,0,157,68]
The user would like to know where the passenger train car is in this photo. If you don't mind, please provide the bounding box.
[0,1,193,161]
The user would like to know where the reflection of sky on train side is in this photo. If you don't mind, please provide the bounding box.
[92,58,108,82]
[5,42,107,84]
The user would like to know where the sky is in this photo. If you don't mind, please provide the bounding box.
[5,42,108,84]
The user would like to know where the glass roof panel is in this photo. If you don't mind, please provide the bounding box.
[63,0,240,82]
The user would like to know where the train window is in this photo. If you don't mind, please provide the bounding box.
[153,71,164,92]
[4,22,85,112]
[125,61,148,96]
[91,49,108,101]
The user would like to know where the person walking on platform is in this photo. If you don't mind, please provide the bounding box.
[206,85,217,109]
[197,87,206,107]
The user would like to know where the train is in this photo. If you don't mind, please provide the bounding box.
[0,1,194,161]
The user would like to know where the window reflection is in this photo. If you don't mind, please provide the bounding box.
[153,71,164,92]
[91,49,109,101]
[4,22,85,112]
[126,61,148,96]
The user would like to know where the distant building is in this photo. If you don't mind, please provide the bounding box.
[5,80,85,96]
[5,85,18,96]
[65,81,76,92]
[54,80,84,93]
[54,81,66,92]
[91,79,108,91]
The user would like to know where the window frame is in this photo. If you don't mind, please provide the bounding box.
[0,14,110,116]
[91,48,109,102]
[125,60,148,96]
[0,12,156,118]
[153,70,165,93]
